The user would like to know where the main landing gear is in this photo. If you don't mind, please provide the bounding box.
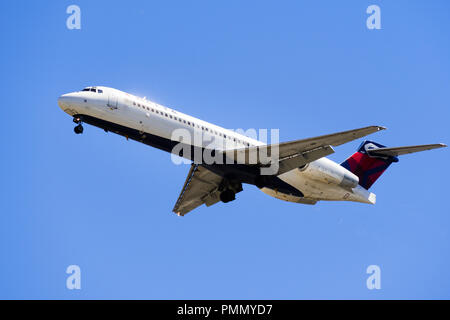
[220,189,236,203]
[219,180,242,203]
[73,117,84,134]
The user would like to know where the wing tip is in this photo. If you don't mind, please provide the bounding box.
[364,125,386,133]
[425,143,447,150]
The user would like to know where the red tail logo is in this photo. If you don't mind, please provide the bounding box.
[341,141,398,189]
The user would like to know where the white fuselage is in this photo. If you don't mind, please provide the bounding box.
[58,86,375,205]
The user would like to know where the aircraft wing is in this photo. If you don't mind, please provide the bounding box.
[222,125,386,175]
[367,143,447,157]
[173,164,225,216]
[173,126,386,215]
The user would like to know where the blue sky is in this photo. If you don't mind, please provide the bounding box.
[1,0,449,299]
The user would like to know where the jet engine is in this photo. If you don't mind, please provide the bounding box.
[300,159,359,189]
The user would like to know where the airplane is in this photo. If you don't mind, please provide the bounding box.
[58,86,446,216]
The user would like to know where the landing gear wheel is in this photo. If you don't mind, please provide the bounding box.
[74,124,84,134]
[220,189,236,203]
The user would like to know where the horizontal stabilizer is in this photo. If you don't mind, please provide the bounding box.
[367,143,447,157]
[342,140,446,190]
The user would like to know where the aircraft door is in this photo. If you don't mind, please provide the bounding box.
[107,93,118,110]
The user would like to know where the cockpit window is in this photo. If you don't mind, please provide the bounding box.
[81,87,101,93]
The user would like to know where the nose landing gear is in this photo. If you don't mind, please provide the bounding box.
[73,117,84,134]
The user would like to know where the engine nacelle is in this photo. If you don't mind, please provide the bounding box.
[300,158,359,189]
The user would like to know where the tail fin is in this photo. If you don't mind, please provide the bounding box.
[341,141,398,190]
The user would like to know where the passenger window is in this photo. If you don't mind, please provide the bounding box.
[98,89,103,93]
[90,88,96,92]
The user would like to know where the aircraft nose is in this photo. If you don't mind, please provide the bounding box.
[58,93,75,109]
